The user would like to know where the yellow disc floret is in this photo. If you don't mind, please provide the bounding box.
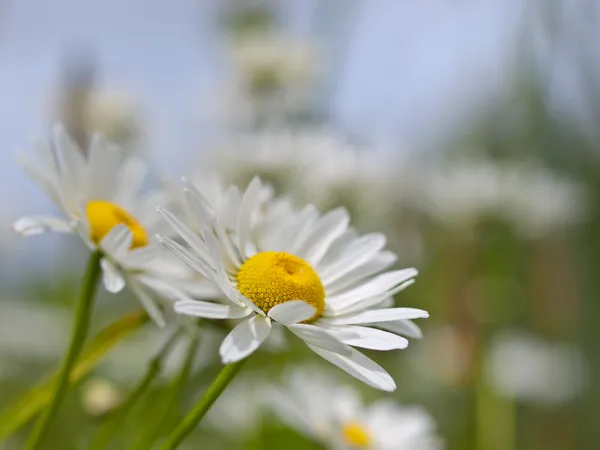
[86,201,148,249]
[236,251,325,321]
[341,422,372,448]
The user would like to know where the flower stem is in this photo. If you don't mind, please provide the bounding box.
[26,250,103,450]
[89,329,182,450]
[159,359,247,450]
[134,329,201,450]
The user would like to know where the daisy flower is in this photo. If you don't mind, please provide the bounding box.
[223,33,321,121]
[268,368,443,449]
[12,126,197,325]
[157,177,428,391]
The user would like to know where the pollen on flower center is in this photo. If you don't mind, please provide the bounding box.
[236,251,325,321]
[86,201,148,249]
[341,421,372,448]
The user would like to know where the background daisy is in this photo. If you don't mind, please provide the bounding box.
[268,367,443,450]
[12,126,204,325]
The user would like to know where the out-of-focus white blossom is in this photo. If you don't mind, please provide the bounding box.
[81,378,122,418]
[84,89,141,150]
[199,129,405,223]
[485,331,586,404]
[268,368,443,449]
[220,34,321,123]
[12,127,212,327]
[419,159,585,238]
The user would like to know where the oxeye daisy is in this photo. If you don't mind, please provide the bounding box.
[12,126,196,325]
[268,368,443,450]
[157,177,428,391]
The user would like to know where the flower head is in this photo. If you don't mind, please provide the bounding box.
[13,126,200,325]
[158,177,428,391]
[268,368,443,449]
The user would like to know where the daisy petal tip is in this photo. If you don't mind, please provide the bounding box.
[418,310,430,319]
[382,382,397,393]
[11,219,33,236]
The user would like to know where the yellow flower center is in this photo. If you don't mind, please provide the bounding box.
[341,422,372,448]
[236,251,325,321]
[86,201,148,249]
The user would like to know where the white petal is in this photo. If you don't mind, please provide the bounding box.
[315,228,358,269]
[326,269,418,311]
[21,141,64,197]
[156,235,212,279]
[320,233,387,283]
[157,206,210,261]
[100,258,126,293]
[255,198,294,245]
[128,280,166,327]
[306,344,396,391]
[175,280,226,300]
[375,320,424,339]
[330,279,417,317]
[86,135,123,200]
[287,324,351,355]
[325,251,398,295]
[235,293,267,316]
[114,157,148,207]
[219,315,272,363]
[322,325,409,350]
[53,125,87,197]
[267,301,316,325]
[175,299,251,319]
[297,208,350,266]
[237,177,262,258]
[18,154,65,213]
[100,224,132,256]
[213,219,242,269]
[267,388,316,438]
[183,184,214,230]
[221,185,242,230]
[203,230,259,313]
[324,307,429,325]
[12,215,72,236]
[266,204,318,253]
[120,246,160,268]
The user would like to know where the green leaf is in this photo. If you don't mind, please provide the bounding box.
[0,309,149,441]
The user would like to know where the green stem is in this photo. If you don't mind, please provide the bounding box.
[159,359,247,450]
[89,329,182,450]
[26,250,103,450]
[135,330,201,450]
